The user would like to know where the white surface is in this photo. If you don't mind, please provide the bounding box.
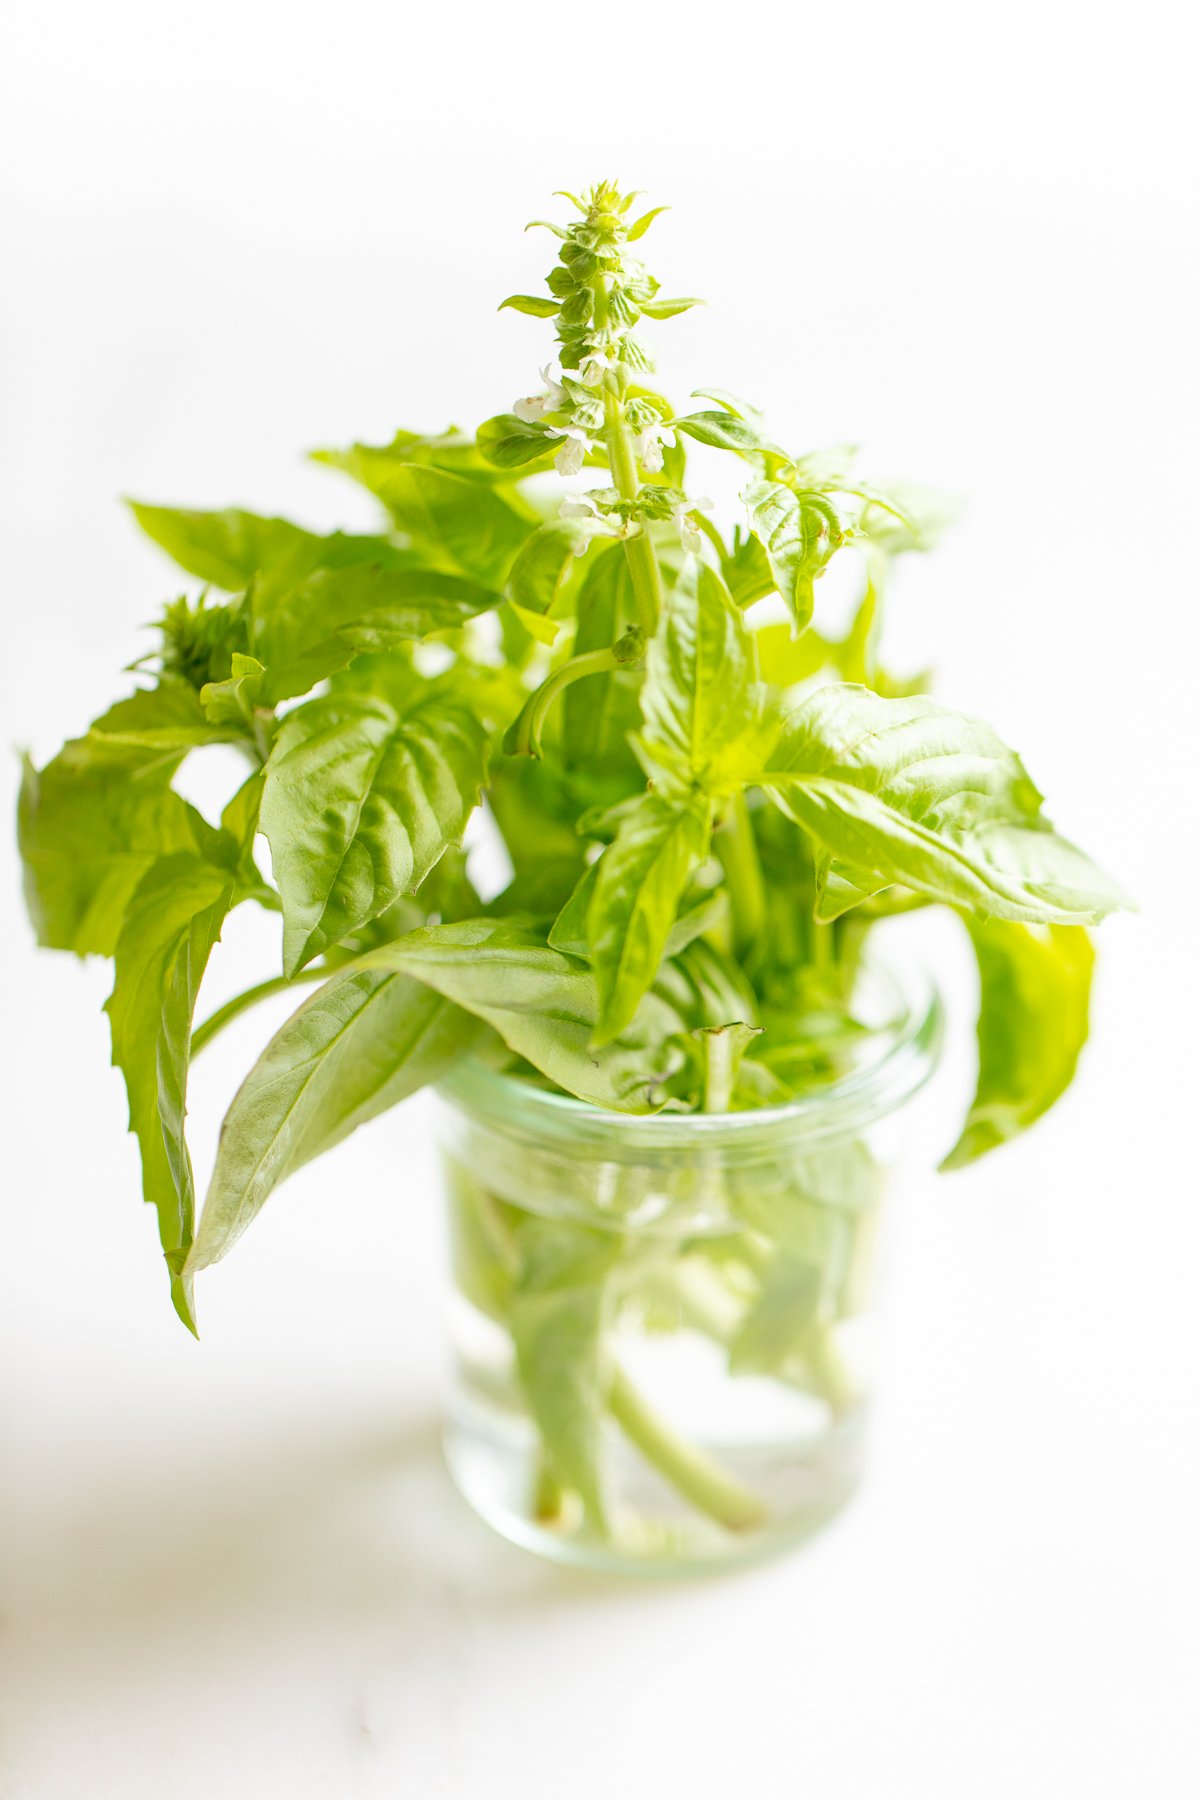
[2,2,1198,1794]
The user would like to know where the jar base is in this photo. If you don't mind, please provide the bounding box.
[442,1393,866,1577]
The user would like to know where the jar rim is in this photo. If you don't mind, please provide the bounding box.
[438,946,943,1149]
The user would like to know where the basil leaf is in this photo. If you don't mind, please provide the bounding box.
[587,791,712,1042]
[251,557,502,704]
[476,413,559,469]
[18,701,217,955]
[324,463,530,587]
[640,297,703,320]
[742,479,847,633]
[722,532,775,609]
[550,865,725,963]
[562,543,642,777]
[505,519,606,625]
[498,293,562,318]
[626,205,669,241]
[314,427,515,488]
[753,620,835,688]
[634,560,773,795]
[189,968,485,1275]
[261,689,489,975]
[762,686,1129,925]
[81,679,228,752]
[133,506,505,702]
[128,504,317,591]
[672,411,778,456]
[361,921,689,1111]
[941,919,1094,1170]
[510,1216,619,1530]
[200,653,266,728]
[106,854,237,1330]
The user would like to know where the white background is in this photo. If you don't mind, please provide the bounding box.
[1,2,1198,1794]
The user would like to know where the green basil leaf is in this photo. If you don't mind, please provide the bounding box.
[200,653,266,728]
[361,921,689,1112]
[510,1216,619,1530]
[134,504,505,704]
[562,542,642,776]
[477,413,559,470]
[753,621,835,688]
[640,297,703,320]
[314,427,516,488]
[321,463,530,587]
[105,854,237,1331]
[941,919,1094,1170]
[742,479,846,633]
[762,686,1129,925]
[82,679,228,752]
[587,791,712,1043]
[625,205,670,241]
[505,518,606,624]
[18,702,217,955]
[634,560,773,795]
[722,532,775,608]
[550,865,725,963]
[128,504,316,591]
[498,294,562,318]
[189,968,485,1275]
[672,411,778,456]
[261,689,489,975]
[251,557,503,703]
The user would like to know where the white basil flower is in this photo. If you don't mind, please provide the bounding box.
[512,365,568,422]
[549,430,588,477]
[675,494,712,556]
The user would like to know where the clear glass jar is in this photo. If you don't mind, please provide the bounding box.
[435,954,941,1575]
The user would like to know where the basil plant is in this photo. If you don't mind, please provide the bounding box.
[18,181,1126,1336]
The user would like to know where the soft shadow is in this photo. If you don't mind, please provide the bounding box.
[1,1402,679,1668]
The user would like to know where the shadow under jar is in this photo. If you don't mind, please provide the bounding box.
[436,955,942,1576]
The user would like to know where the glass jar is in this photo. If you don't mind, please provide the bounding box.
[435,954,941,1575]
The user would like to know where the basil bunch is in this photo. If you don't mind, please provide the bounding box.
[18,181,1125,1332]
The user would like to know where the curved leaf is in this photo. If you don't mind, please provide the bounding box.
[635,560,772,794]
[188,967,485,1275]
[499,294,562,318]
[505,518,607,624]
[672,411,779,457]
[477,413,559,470]
[18,698,217,955]
[128,504,316,591]
[331,463,530,586]
[251,556,502,703]
[763,686,1129,925]
[942,919,1094,1169]
[587,791,712,1043]
[261,690,489,974]
[742,479,846,632]
[362,921,689,1112]
[626,205,670,241]
[640,297,703,320]
[106,854,237,1330]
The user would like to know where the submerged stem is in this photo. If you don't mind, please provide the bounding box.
[608,1364,768,1535]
